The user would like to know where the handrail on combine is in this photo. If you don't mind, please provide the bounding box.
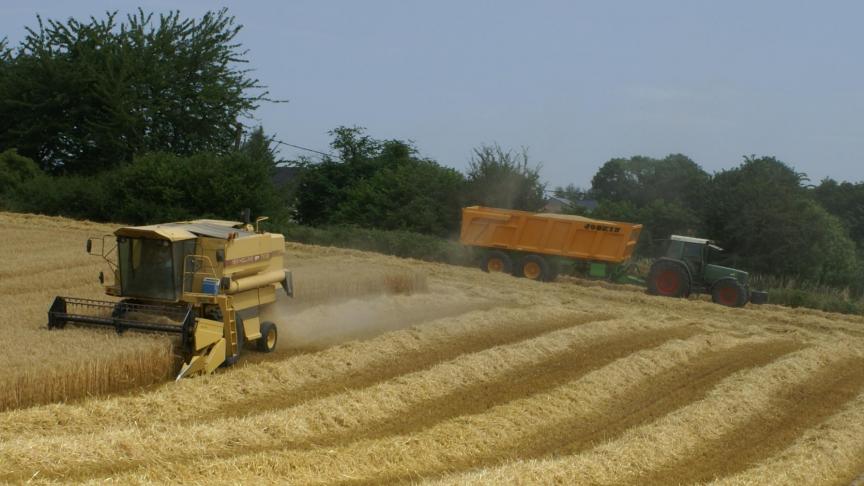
[182,254,218,296]
[86,234,118,271]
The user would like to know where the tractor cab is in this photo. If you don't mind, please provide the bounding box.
[663,235,748,287]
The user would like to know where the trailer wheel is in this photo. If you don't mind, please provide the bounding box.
[712,278,748,307]
[257,321,278,352]
[518,255,551,281]
[546,261,560,282]
[482,251,512,274]
[647,260,690,298]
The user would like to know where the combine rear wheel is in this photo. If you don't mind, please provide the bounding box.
[712,278,748,307]
[482,251,513,274]
[647,260,691,298]
[257,321,278,352]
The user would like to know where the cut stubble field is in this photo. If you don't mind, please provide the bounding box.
[1,211,863,485]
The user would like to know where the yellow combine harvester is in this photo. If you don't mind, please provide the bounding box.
[47,216,292,379]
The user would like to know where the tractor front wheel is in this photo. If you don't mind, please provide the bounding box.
[711,278,748,307]
[647,260,691,298]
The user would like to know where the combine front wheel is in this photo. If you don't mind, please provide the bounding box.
[257,321,278,352]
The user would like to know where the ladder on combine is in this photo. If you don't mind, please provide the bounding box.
[224,304,241,365]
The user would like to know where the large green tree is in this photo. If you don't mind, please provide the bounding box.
[292,127,466,236]
[704,156,859,286]
[587,154,709,254]
[591,154,709,208]
[0,149,41,207]
[813,178,864,251]
[464,144,546,211]
[9,127,281,224]
[333,158,465,236]
[0,9,265,174]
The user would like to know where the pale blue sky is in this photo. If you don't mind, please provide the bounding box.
[2,1,862,187]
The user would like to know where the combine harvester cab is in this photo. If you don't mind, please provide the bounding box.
[48,217,293,379]
[460,206,643,282]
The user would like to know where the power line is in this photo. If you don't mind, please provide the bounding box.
[272,139,335,159]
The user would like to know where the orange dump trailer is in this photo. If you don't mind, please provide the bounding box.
[460,206,643,281]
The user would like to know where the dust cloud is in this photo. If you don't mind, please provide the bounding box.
[260,290,492,350]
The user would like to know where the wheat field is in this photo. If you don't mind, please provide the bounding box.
[1,211,863,485]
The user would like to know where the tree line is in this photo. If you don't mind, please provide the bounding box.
[556,155,863,289]
[0,9,861,292]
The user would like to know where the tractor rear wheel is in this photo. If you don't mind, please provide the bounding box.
[257,321,278,352]
[482,251,513,274]
[517,254,551,282]
[711,278,748,307]
[647,260,691,298]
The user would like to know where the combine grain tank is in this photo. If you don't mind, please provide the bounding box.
[460,206,642,282]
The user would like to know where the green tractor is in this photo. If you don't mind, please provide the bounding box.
[647,235,768,307]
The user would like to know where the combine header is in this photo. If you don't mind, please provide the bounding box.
[48,217,292,378]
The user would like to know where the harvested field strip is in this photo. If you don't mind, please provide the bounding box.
[270,325,699,447]
[0,316,687,481]
[97,334,784,484]
[218,310,618,420]
[341,339,802,486]
[433,343,862,485]
[0,307,598,439]
[709,393,864,485]
[637,356,864,485]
